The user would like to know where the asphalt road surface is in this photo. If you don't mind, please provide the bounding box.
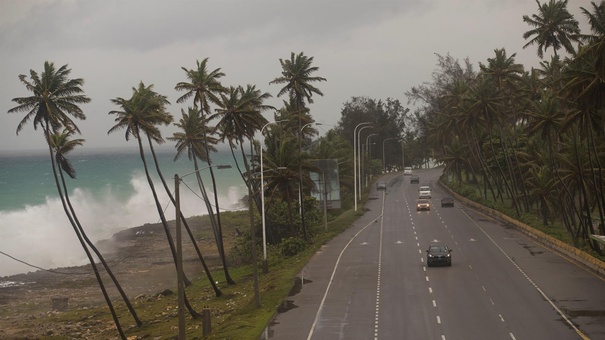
[263,168,605,340]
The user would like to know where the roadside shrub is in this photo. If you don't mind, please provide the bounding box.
[280,237,307,257]
[229,233,254,266]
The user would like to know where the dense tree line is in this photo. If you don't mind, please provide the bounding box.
[406,1,605,254]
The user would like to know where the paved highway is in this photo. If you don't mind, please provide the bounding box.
[264,168,605,340]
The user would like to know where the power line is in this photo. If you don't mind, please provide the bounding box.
[0,250,90,275]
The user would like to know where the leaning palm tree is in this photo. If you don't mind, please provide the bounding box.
[578,1,605,79]
[175,58,235,284]
[210,85,272,214]
[108,82,201,317]
[270,52,326,241]
[523,0,581,59]
[7,62,129,339]
[49,129,142,326]
[168,107,223,296]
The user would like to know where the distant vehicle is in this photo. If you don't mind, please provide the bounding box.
[416,199,430,211]
[410,175,419,184]
[418,185,431,198]
[441,196,454,207]
[426,243,452,267]
[377,182,386,190]
[403,167,413,175]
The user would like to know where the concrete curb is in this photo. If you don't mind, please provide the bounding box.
[438,179,605,277]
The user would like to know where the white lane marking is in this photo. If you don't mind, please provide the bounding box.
[373,188,386,339]
[460,209,587,339]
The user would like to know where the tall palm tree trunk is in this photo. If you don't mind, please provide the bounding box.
[146,137,222,296]
[198,138,235,285]
[46,140,126,339]
[135,138,201,318]
[207,163,235,284]
[59,167,142,326]
[587,124,605,236]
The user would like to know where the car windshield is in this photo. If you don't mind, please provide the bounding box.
[420,186,430,191]
[429,245,447,252]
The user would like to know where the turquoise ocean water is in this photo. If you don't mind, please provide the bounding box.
[0,146,246,277]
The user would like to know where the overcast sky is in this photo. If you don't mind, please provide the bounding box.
[0,0,591,152]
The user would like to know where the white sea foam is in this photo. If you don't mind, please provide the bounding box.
[0,172,244,277]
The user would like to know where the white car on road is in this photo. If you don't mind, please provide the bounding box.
[418,185,431,198]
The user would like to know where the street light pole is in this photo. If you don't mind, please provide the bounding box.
[260,119,287,273]
[357,125,372,202]
[364,133,378,189]
[353,122,371,212]
[174,174,184,340]
[401,139,405,170]
[175,163,231,339]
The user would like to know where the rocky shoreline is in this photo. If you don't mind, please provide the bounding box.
[0,219,223,339]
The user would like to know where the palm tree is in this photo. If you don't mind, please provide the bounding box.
[175,58,235,284]
[480,48,530,211]
[108,82,202,317]
[168,107,223,296]
[210,85,272,214]
[49,129,142,327]
[270,52,326,241]
[523,0,581,59]
[9,62,89,135]
[562,56,605,249]
[143,108,224,298]
[261,127,307,239]
[525,165,558,225]
[578,1,605,79]
[7,62,131,339]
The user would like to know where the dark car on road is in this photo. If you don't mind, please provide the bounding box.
[410,175,419,184]
[441,196,454,207]
[377,182,386,190]
[426,243,452,267]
